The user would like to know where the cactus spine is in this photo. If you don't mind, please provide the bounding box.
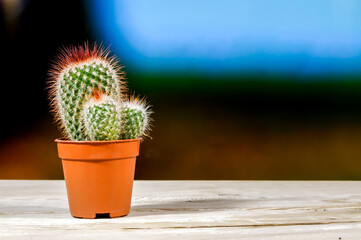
[49,43,152,141]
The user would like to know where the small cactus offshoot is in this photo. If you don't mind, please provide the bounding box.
[83,94,121,141]
[48,43,152,141]
[120,97,151,140]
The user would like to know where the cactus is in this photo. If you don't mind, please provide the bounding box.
[48,43,152,141]
[49,44,126,140]
[120,97,151,140]
[83,94,121,141]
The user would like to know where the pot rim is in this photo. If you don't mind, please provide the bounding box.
[55,138,140,145]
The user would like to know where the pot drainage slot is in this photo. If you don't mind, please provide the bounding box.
[96,213,110,218]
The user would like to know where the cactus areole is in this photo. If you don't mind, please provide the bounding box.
[48,43,151,141]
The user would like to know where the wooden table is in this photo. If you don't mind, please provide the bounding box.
[0,181,361,239]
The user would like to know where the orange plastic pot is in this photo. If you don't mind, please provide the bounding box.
[55,138,140,219]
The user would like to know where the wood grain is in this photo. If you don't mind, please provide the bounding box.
[0,181,361,239]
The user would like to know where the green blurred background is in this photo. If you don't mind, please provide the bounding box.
[1,0,361,180]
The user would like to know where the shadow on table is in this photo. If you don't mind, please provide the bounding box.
[129,197,253,217]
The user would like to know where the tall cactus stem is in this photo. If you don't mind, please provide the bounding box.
[48,43,126,140]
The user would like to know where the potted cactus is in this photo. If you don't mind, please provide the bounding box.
[48,43,151,219]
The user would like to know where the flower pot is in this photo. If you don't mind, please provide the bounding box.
[55,138,140,219]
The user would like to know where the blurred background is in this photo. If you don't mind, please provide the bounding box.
[1,0,361,180]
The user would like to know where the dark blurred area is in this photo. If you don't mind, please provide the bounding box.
[0,0,88,139]
[1,0,361,180]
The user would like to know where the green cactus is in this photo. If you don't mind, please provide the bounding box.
[83,95,121,141]
[49,43,152,141]
[120,97,151,140]
[49,44,125,140]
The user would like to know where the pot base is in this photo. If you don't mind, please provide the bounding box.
[71,210,130,219]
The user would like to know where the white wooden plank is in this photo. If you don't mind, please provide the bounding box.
[0,181,360,239]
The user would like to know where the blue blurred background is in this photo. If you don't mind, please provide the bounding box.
[89,0,361,76]
[1,0,361,179]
